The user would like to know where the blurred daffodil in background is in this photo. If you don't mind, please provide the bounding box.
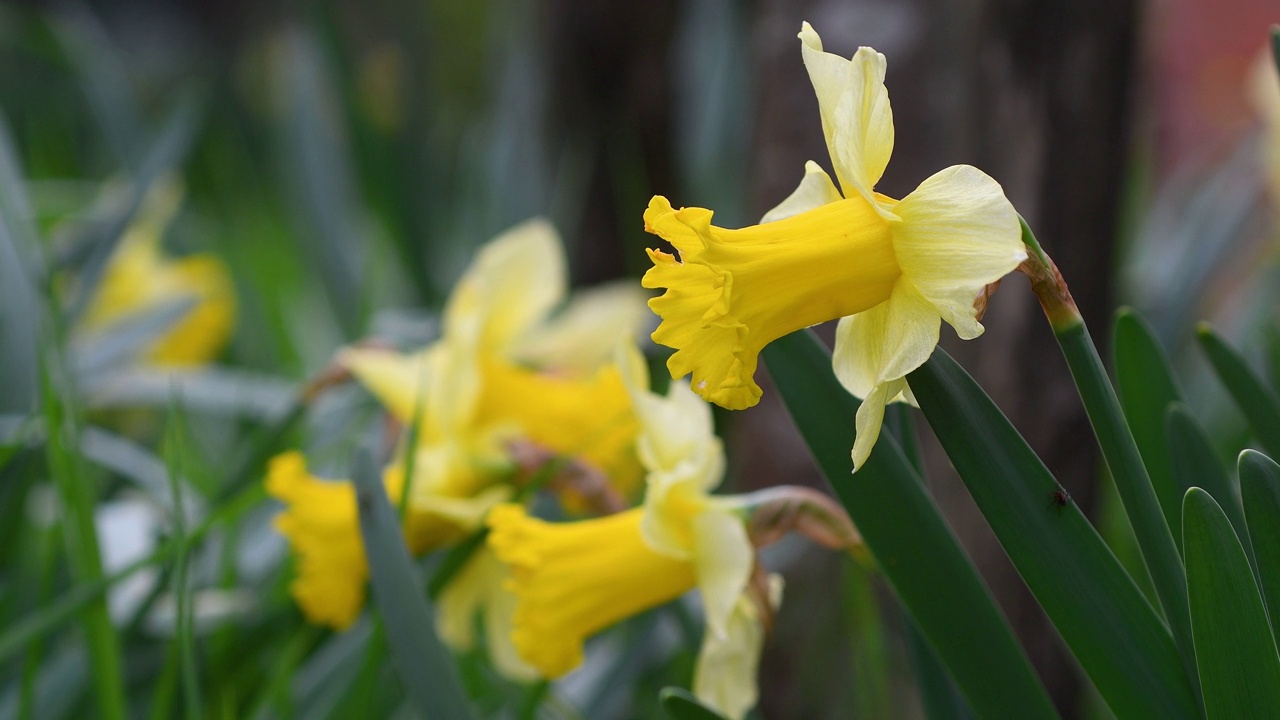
[267,220,650,669]
[642,22,1025,470]
[488,340,862,719]
[80,178,237,366]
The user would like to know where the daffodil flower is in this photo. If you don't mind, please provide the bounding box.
[487,343,784,719]
[642,22,1025,470]
[82,178,236,365]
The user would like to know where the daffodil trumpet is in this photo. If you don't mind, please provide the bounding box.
[643,22,1026,471]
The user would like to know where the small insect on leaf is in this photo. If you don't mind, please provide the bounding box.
[1048,487,1072,511]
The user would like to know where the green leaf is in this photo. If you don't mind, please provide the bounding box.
[1240,450,1280,626]
[351,446,474,720]
[1114,309,1184,544]
[1197,323,1280,459]
[1184,487,1280,718]
[1166,403,1249,557]
[763,331,1057,720]
[908,347,1200,719]
[1271,25,1279,75]
[659,687,726,720]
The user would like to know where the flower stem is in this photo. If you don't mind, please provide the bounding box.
[1018,217,1200,696]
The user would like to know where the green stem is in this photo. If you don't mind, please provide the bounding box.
[1019,218,1199,695]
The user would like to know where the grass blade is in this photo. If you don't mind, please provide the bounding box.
[163,402,203,720]
[908,347,1200,719]
[763,331,1058,720]
[659,687,726,720]
[351,446,474,719]
[1114,309,1184,542]
[1196,323,1280,459]
[1184,487,1280,718]
[1240,450,1280,626]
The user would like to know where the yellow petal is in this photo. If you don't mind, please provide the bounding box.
[487,504,696,678]
[798,23,894,207]
[643,194,899,410]
[851,377,908,471]
[692,577,782,720]
[510,280,652,375]
[477,358,643,503]
[759,161,843,223]
[443,218,566,353]
[436,547,539,683]
[147,254,237,366]
[692,508,754,640]
[832,281,939,400]
[892,165,1025,338]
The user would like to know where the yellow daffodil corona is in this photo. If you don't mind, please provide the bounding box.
[643,23,1026,470]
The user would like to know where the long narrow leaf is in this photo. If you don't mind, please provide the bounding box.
[1240,450,1280,626]
[1184,487,1280,718]
[908,347,1200,719]
[1197,323,1280,459]
[1166,404,1249,556]
[763,331,1057,720]
[1114,309,1184,541]
[351,447,474,719]
[659,688,726,720]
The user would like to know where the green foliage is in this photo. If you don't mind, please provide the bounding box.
[659,687,727,720]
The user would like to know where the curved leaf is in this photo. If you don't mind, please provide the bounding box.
[1197,324,1280,459]
[1184,487,1280,718]
[659,687,726,720]
[1240,450,1280,626]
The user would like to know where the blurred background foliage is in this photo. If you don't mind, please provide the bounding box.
[0,0,1277,717]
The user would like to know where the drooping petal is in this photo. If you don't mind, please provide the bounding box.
[147,254,237,365]
[891,164,1024,336]
[759,161,844,223]
[692,508,754,641]
[510,280,653,375]
[443,218,567,354]
[487,504,696,678]
[798,23,894,208]
[832,281,940,400]
[693,577,782,720]
[850,377,908,471]
[643,194,899,410]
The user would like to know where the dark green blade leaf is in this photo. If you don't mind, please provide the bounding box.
[1114,309,1184,543]
[1166,403,1249,557]
[659,688,727,720]
[1271,25,1279,74]
[1184,487,1280,718]
[904,619,974,720]
[763,331,1058,720]
[1240,450,1280,626]
[1197,323,1280,459]
[351,446,474,720]
[908,348,1200,719]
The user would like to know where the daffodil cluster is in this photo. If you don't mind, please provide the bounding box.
[643,22,1025,470]
[267,220,649,660]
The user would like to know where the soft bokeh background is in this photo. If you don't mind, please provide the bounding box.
[0,0,1277,717]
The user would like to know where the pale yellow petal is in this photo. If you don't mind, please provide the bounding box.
[832,281,940,400]
[759,160,843,223]
[798,23,893,206]
[443,218,567,353]
[337,347,431,424]
[510,281,652,374]
[435,547,539,683]
[692,509,753,640]
[892,164,1024,336]
[692,577,781,720]
[851,377,906,471]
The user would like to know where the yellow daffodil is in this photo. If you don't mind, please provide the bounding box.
[487,342,779,719]
[82,179,236,365]
[436,547,538,682]
[643,22,1025,470]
